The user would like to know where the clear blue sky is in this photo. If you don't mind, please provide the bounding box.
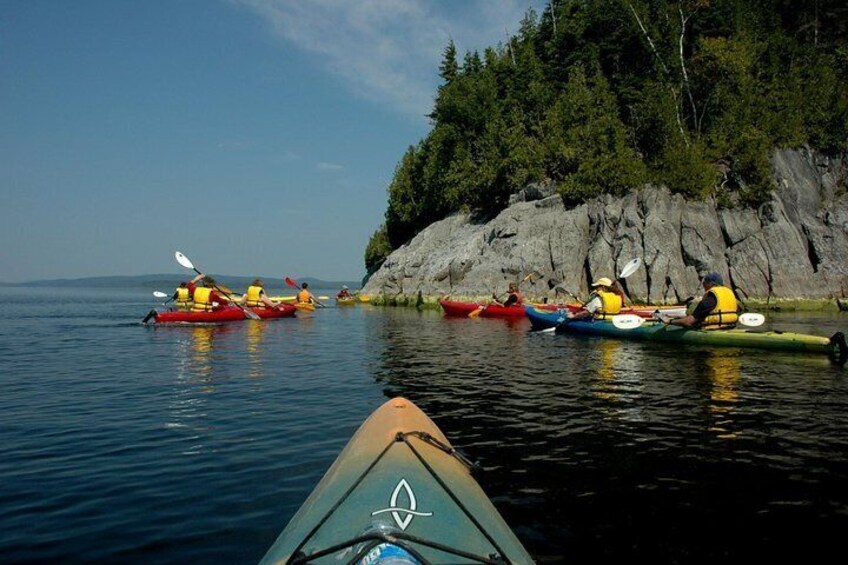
[0,0,544,283]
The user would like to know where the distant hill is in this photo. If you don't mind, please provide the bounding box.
[0,274,362,290]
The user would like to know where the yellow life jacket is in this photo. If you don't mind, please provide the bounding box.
[297,290,311,303]
[246,285,266,308]
[192,287,214,312]
[701,285,738,329]
[175,287,192,309]
[593,291,623,320]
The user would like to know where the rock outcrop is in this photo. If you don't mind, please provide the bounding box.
[362,149,848,303]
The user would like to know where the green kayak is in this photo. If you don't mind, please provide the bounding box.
[260,397,534,564]
[551,316,847,364]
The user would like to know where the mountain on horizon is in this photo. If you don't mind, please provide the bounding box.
[0,274,363,290]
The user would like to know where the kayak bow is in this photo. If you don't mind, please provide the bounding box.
[260,397,533,564]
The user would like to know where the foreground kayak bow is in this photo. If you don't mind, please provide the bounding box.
[260,397,534,564]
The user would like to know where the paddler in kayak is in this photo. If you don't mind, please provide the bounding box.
[242,278,288,311]
[568,276,627,320]
[187,274,231,312]
[668,272,738,329]
[172,282,192,310]
[297,282,324,307]
[336,285,353,299]
[493,282,523,307]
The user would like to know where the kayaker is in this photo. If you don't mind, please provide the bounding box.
[337,285,353,299]
[668,272,738,329]
[494,282,523,307]
[172,282,192,310]
[297,282,324,307]
[568,277,627,320]
[242,278,285,310]
[187,274,230,312]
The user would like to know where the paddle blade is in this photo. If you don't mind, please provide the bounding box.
[738,313,765,327]
[175,251,194,270]
[284,277,299,289]
[153,291,169,298]
[242,308,261,321]
[618,257,642,279]
[611,314,646,329]
[468,306,484,318]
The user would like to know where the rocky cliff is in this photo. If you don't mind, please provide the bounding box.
[362,149,848,304]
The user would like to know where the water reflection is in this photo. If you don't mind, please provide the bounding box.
[591,340,646,423]
[703,351,742,439]
[246,320,266,378]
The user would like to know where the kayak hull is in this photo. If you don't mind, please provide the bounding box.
[153,304,296,324]
[439,299,533,318]
[547,315,846,361]
[335,297,356,306]
[260,397,533,564]
[295,302,316,312]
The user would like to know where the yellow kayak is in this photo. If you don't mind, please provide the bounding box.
[267,295,297,303]
[295,302,316,312]
[335,297,356,306]
[357,294,370,303]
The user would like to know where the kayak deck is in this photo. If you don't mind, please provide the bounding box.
[260,397,533,564]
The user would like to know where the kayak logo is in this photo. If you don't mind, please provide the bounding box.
[371,478,433,530]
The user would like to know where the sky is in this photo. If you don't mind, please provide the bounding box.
[0,0,545,283]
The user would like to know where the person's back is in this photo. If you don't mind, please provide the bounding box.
[670,272,738,329]
[245,279,267,308]
[297,283,312,303]
[189,276,228,312]
[174,284,192,310]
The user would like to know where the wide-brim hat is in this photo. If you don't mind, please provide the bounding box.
[591,277,613,287]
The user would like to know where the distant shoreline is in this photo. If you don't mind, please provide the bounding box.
[0,274,361,289]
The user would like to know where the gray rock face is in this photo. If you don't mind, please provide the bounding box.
[363,149,848,302]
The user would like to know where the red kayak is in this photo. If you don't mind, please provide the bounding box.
[440,299,686,319]
[150,304,296,324]
[439,299,538,318]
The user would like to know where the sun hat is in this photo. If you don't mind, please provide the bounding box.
[591,277,613,287]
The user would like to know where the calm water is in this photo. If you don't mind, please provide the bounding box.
[1,287,846,564]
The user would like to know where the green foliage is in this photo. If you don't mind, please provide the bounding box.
[364,224,392,275]
[369,0,848,268]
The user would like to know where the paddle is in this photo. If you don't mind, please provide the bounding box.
[152,290,175,307]
[611,312,766,330]
[174,251,261,320]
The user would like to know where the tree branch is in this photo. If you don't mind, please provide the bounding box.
[679,7,698,137]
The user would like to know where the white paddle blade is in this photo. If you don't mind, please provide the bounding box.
[153,291,169,298]
[618,257,642,279]
[611,314,646,330]
[174,251,194,270]
[539,326,557,333]
[738,313,765,327]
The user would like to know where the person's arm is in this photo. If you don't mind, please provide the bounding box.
[669,294,715,327]
[569,295,600,320]
[502,293,518,307]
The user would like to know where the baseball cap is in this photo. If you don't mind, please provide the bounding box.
[703,272,723,285]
